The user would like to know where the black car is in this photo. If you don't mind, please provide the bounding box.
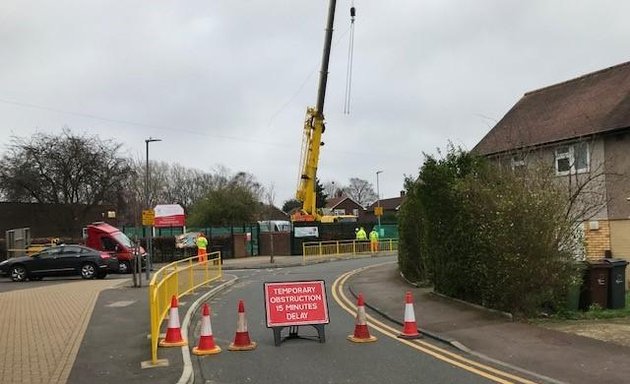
[0,245,119,282]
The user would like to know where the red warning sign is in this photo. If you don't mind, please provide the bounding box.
[264,280,329,327]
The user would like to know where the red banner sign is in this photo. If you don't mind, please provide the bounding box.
[154,204,185,228]
[264,281,329,327]
[154,215,185,227]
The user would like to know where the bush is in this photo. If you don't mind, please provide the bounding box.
[398,146,583,317]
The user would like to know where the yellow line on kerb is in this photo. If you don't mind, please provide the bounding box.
[332,266,539,384]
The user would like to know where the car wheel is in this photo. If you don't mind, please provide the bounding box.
[81,263,97,279]
[118,260,131,274]
[96,271,107,279]
[10,265,28,282]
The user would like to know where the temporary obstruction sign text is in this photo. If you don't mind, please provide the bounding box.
[264,280,329,327]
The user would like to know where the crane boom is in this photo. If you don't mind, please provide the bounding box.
[316,0,337,117]
[293,0,337,222]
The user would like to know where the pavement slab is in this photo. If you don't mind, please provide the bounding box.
[0,279,124,384]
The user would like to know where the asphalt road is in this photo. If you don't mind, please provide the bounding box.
[0,272,129,293]
[190,257,501,384]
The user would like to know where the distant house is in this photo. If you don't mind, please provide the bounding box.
[473,61,630,264]
[364,192,406,223]
[324,195,365,219]
[256,204,290,221]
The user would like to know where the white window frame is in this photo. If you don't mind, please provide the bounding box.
[555,142,589,176]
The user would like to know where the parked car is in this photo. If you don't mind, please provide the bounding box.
[0,245,118,282]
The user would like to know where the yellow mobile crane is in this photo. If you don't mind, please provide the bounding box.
[292,0,356,223]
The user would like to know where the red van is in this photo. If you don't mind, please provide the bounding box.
[84,222,147,274]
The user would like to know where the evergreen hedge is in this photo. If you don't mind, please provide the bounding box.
[398,147,582,317]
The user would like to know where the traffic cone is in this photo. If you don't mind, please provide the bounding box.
[398,291,422,339]
[192,303,221,355]
[159,295,188,347]
[228,300,257,351]
[347,293,377,343]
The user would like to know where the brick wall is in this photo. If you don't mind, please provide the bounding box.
[584,220,611,259]
[0,202,117,238]
[258,232,291,256]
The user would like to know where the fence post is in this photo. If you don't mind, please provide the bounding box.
[149,284,158,364]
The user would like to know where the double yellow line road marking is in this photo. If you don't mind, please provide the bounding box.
[332,265,539,384]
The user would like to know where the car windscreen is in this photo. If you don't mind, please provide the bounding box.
[112,232,133,248]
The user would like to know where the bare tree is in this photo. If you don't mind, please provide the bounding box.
[0,129,132,232]
[496,138,611,260]
[123,160,216,221]
[0,129,130,205]
[322,180,343,198]
[343,177,377,207]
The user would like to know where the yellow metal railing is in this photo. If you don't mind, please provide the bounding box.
[302,238,398,263]
[148,252,222,365]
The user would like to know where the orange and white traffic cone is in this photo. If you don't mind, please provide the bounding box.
[159,295,188,347]
[398,291,422,339]
[192,303,221,355]
[228,300,257,351]
[347,293,377,343]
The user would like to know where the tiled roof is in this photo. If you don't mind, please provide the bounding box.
[325,196,346,208]
[367,196,405,211]
[473,61,630,156]
[325,196,363,209]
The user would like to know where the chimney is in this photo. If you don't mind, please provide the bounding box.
[400,190,406,197]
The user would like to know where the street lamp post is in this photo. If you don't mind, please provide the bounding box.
[145,137,161,280]
[376,170,383,236]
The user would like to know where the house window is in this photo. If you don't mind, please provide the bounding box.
[352,209,359,216]
[333,209,345,215]
[555,142,589,175]
[511,154,526,170]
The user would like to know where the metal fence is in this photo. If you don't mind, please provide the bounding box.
[122,224,260,257]
[148,252,222,365]
[302,238,398,264]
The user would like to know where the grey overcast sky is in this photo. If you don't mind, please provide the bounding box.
[1,1,629,205]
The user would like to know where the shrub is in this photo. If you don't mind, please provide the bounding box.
[398,146,583,317]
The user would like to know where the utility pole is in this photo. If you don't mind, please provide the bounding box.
[145,137,161,281]
[376,170,383,235]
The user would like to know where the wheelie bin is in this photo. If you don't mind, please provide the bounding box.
[605,258,628,309]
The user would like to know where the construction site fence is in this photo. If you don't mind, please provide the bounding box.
[302,238,398,263]
[148,252,222,365]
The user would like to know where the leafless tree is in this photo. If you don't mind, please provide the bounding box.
[0,129,132,232]
[322,180,343,198]
[343,177,377,207]
[0,129,131,205]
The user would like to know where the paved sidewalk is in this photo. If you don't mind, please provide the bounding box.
[0,279,126,384]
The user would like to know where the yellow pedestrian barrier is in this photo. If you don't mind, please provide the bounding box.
[302,239,398,264]
[145,252,222,367]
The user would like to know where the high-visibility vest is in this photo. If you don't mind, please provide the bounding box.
[196,236,208,250]
[369,231,378,241]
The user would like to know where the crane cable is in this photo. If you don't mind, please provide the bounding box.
[343,2,356,115]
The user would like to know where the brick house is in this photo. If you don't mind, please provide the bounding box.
[473,61,630,274]
[364,192,406,223]
[324,195,365,219]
